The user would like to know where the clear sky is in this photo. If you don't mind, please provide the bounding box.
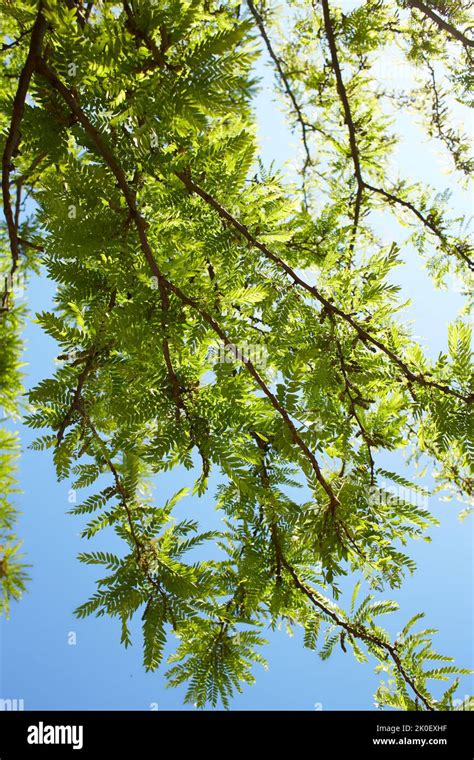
[0,15,472,711]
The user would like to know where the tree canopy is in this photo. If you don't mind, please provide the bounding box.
[0,0,473,710]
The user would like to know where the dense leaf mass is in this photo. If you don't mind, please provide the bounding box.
[0,0,473,709]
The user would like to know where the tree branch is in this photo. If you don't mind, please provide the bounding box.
[56,350,98,444]
[246,1,313,170]
[78,403,178,628]
[177,171,472,403]
[405,0,474,48]
[1,6,48,310]
[1,7,47,273]
[254,450,435,710]
[318,0,364,187]
[122,0,168,68]
[333,332,376,484]
[36,59,339,509]
[316,0,473,272]
[280,553,435,710]
[1,26,35,53]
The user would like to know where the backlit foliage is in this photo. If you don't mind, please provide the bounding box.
[1,0,473,709]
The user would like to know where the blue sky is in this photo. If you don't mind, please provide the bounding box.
[0,19,472,711]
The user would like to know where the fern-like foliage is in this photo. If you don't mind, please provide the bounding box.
[0,0,472,708]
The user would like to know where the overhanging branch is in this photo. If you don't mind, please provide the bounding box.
[35,58,339,510]
[405,0,474,48]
